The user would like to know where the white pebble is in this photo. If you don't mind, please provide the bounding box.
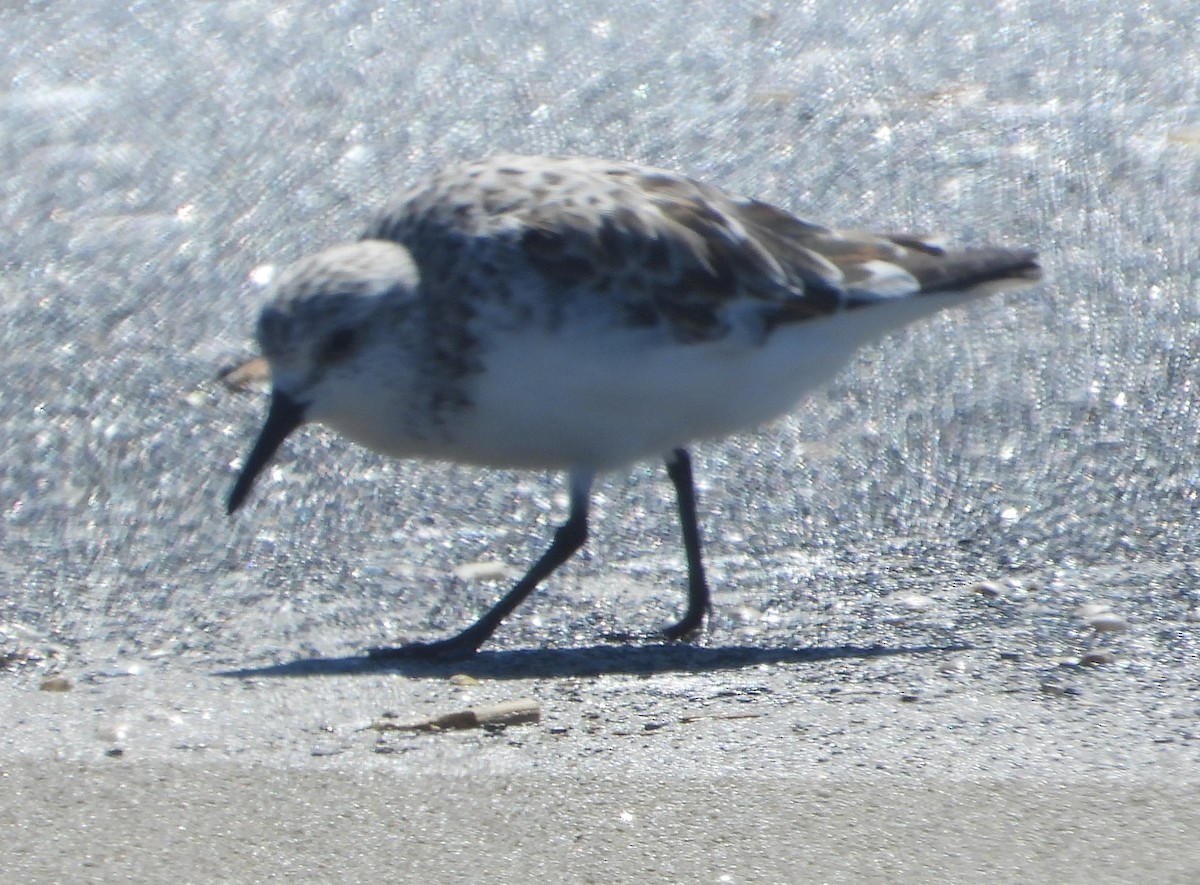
[97,722,129,743]
[971,580,1005,599]
[452,560,513,581]
[1077,602,1113,619]
[1086,613,1128,634]
[732,604,763,624]
[249,264,277,286]
[98,662,143,677]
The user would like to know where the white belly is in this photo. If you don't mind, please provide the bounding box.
[449,294,975,470]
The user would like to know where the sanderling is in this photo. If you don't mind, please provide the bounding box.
[226,154,1040,659]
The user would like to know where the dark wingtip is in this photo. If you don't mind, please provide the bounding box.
[914,245,1044,296]
[1014,249,1042,278]
[971,246,1043,291]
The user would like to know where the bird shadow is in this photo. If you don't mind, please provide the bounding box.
[215,640,971,681]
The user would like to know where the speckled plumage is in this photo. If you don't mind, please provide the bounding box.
[227,154,1041,658]
[367,155,1038,344]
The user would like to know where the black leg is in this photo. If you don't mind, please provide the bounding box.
[661,448,711,639]
[370,469,593,660]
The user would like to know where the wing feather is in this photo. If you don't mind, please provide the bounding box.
[364,155,1040,343]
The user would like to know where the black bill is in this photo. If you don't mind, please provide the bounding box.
[226,390,307,515]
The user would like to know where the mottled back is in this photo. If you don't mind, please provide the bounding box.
[364,155,1039,343]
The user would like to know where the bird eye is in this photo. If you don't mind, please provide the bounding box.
[320,327,358,363]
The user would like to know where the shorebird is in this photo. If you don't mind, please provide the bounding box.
[226,154,1040,659]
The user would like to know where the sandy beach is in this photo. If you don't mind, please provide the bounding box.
[3,1,1198,881]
